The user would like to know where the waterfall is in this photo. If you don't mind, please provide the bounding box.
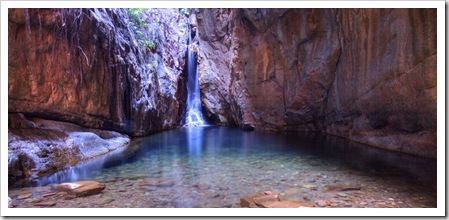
[184,29,206,127]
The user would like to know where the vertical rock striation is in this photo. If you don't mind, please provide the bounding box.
[8,8,189,185]
[195,9,436,158]
[9,8,189,136]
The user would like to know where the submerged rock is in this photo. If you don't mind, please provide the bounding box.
[241,191,314,208]
[16,193,32,200]
[99,197,115,205]
[241,124,255,131]
[315,200,330,207]
[323,185,361,192]
[140,178,175,188]
[193,183,211,190]
[51,181,105,197]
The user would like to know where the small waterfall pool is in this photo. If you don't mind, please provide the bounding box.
[9,126,436,208]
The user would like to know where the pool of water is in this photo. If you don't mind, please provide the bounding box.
[9,126,437,208]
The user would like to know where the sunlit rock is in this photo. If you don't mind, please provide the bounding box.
[51,181,105,197]
[8,116,129,187]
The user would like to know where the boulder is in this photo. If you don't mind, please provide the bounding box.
[8,117,129,188]
[52,181,105,197]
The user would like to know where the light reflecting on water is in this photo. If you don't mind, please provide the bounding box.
[17,126,437,208]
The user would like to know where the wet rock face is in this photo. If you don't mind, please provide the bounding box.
[8,8,188,136]
[196,9,436,157]
[8,113,130,187]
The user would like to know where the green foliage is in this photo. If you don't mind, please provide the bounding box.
[127,8,147,28]
[140,39,155,50]
[127,8,155,50]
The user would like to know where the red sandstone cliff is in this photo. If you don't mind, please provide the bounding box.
[195,9,436,158]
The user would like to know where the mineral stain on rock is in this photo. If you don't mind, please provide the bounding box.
[195,8,436,158]
[7,7,437,210]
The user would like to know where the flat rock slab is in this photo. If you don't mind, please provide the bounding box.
[323,185,361,192]
[253,194,284,206]
[240,192,268,208]
[259,200,315,208]
[34,202,56,207]
[51,181,105,197]
[42,192,57,197]
[17,193,32,200]
[240,191,314,208]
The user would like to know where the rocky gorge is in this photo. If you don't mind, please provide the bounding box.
[195,8,436,158]
[8,8,437,208]
[9,8,190,185]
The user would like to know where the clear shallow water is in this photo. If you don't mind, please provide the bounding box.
[11,126,437,208]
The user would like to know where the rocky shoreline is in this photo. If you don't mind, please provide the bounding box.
[8,113,130,188]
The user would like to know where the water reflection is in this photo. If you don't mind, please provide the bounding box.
[32,146,129,187]
[23,126,436,199]
[186,127,205,156]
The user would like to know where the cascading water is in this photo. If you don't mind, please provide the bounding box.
[184,29,206,127]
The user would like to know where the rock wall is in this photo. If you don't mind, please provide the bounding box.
[9,8,189,136]
[8,8,189,186]
[195,9,437,158]
[8,113,130,187]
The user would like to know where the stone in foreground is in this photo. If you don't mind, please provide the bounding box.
[259,200,315,208]
[35,201,57,207]
[241,191,314,208]
[51,181,105,197]
[323,185,361,192]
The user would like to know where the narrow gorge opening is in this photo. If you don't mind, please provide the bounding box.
[6,7,439,211]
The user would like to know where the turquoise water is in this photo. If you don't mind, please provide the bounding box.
[24,126,436,208]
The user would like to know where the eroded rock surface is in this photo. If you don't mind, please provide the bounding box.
[195,9,436,158]
[8,114,130,187]
[8,8,190,186]
[8,8,189,135]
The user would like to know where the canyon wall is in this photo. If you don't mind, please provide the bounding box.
[195,9,437,158]
[9,8,189,136]
[8,8,189,185]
